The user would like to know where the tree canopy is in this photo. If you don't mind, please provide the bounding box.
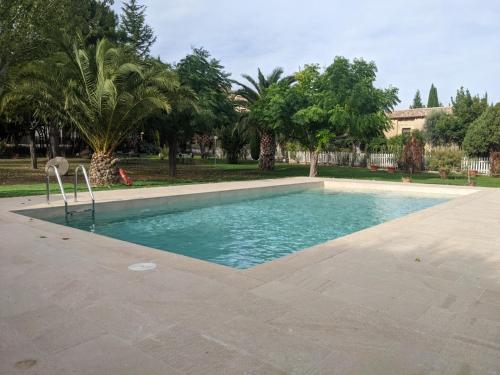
[176,47,234,130]
[252,57,399,176]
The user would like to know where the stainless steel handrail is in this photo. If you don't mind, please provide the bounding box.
[74,165,95,214]
[46,165,68,215]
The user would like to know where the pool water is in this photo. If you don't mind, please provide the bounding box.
[50,189,446,269]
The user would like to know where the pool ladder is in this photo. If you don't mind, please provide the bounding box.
[46,164,95,216]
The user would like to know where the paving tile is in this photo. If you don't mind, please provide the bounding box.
[80,299,171,345]
[417,306,456,331]
[4,304,106,354]
[466,301,500,322]
[48,334,181,375]
[451,313,500,346]
[250,280,323,306]
[307,346,436,375]
[439,335,500,371]
[136,324,270,374]
[0,284,52,319]
[204,316,331,374]
[479,289,500,306]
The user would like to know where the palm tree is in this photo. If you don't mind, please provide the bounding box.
[235,68,294,170]
[65,39,176,185]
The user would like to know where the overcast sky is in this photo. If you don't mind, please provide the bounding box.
[114,0,500,109]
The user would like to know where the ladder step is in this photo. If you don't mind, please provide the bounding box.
[67,209,94,215]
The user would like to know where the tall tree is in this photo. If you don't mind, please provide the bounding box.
[254,58,399,177]
[120,0,156,57]
[322,57,399,152]
[235,68,294,170]
[410,90,424,108]
[65,40,175,184]
[427,84,440,107]
[288,65,339,177]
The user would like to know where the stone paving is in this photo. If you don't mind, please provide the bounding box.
[0,178,499,374]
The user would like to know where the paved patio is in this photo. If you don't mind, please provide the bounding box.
[0,178,499,374]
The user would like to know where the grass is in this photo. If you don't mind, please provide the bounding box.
[0,156,498,198]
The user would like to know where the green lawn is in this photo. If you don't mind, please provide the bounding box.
[0,157,498,198]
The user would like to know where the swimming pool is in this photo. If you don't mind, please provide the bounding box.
[45,187,447,269]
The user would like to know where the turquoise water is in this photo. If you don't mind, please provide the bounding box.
[50,189,446,269]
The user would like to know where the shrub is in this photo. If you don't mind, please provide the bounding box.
[427,147,463,177]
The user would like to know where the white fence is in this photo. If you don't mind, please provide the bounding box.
[288,151,491,175]
[368,153,396,168]
[290,151,368,166]
[461,157,491,175]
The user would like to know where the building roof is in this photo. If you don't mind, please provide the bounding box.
[388,107,452,120]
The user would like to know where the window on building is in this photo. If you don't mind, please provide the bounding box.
[402,128,411,135]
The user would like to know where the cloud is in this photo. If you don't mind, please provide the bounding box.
[115,0,500,108]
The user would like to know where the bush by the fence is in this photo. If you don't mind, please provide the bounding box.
[427,148,463,178]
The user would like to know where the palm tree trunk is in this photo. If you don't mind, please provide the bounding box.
[28,128,37,170]
[258,130,275,170]
[309,150,319,177]
[89,152,118,186]
[168,135,177,177]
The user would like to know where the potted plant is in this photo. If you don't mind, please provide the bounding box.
[387,165,396,173]
[370,164,379,172]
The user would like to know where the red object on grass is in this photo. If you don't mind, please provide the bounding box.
[119,168,133,186]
